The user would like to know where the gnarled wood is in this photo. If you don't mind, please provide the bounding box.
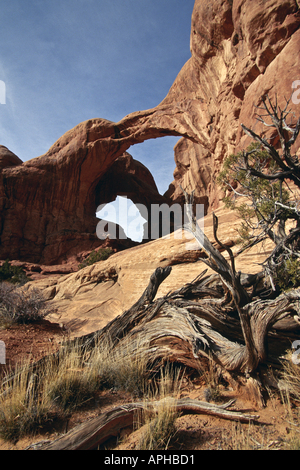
[31,398,259,450]
[2,266,300,396]
[180,189,300,373]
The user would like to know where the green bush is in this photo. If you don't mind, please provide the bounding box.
[78,248,113,270]
[274,258,300,291]
[217,143,291,247]
[217,142,299,290]
[0,260,29,285]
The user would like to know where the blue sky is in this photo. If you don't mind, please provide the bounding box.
[0,0,194,195]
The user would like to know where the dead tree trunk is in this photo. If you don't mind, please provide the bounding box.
[31,398,259,450]
[41,260,297,378]
[3,254,300,450]
[178,190,300,374]
[2,267,300,399]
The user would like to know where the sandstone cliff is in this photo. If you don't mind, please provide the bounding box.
[165,0,300,207]
[0,0,299,265]
[0,146,169,264]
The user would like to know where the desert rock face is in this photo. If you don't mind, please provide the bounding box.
[0,0,299,265]
[0,146,23,171]
[38,205,274,337]
[165,0,300,207]
[0,142,170,264]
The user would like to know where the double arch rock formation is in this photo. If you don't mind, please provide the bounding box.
[0,114,189,265]
[0,0,299,265]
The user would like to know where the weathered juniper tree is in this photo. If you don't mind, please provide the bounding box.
[218,95,300,291]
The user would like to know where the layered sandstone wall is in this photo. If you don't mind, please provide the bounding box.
[165,0,300,207]
[0,0,299,264]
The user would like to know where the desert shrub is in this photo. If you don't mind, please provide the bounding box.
[217,141,300,291]
[0,260,29,285]
[0,337,150,442]
[103,342,148,396]
[217,143,291,245]
[281,355,300,404]
[199,356,223,403]
[137,400,178,450]
[0,283,52,327]
[0,342,103,441]
[78,248,113,270]
[0,343,100,441]
[0,337,180,442]
[280,355,300,449]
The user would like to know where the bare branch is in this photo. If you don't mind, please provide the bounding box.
[275,201,300,215]
[288,116,300,147]
[241,123,287,171]
[244,167,294,181]
[213,212,236,275]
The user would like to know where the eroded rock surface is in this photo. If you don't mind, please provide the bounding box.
[0,0,299,265]
[0,147,168,264]
[165,0,300,207]
[34,205,275,337]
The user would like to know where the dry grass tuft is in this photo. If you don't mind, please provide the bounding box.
[0,336,151,442]
[0,359,57,442]
[44,342,102,412]
[280,354,300,450]
[136,366,182,450]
